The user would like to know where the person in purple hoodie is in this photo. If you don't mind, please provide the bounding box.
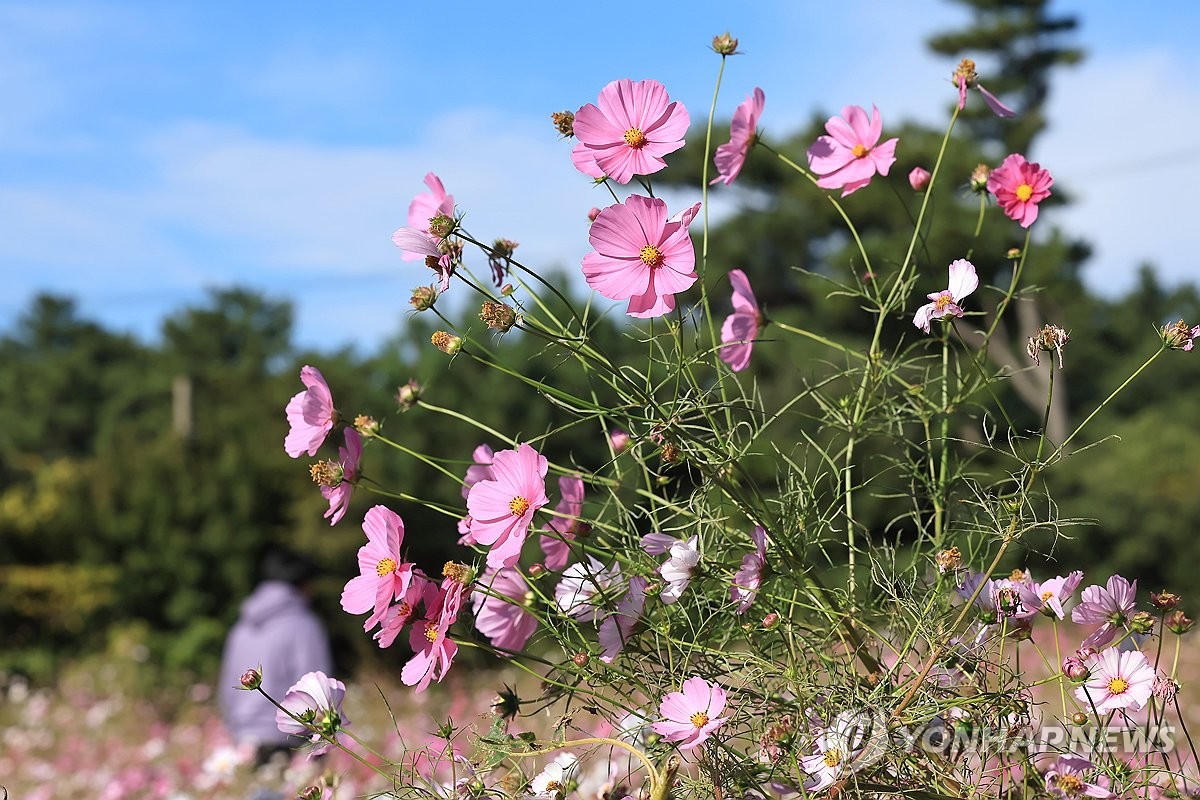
[219,546,333,766]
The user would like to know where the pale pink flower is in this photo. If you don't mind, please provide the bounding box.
[341,505,415,632]
[321,428,361,526]
[711,87,764,185]
[1071,574,1137,648]
[555,557,622,624]
[1074,647,1155,713]
[807,105,899,197]
[731,526,768,614]
[466,442,549,569]
[1016,570,1083,619]
[719,268,762,372]
[582,194,698,319]
[529,753,578,799]
[599,576,648,663]
[471,566,537,654]
[987,153,1053,228]
[913,259,978,334]
[908,166,931,191]
[275,671,350,757]
[572,78,690,184]
[540,475,585,571]
[799,712,881,792]
[285,365,336,457]
[1044,756,1114,799]
[650,676,729,751]
[402,172,455,260]
[642,533,700,604]
[392,226,454,291]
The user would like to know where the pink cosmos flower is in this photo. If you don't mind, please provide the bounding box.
[642,533,700,604]
[1071,574,1137,648]
[540,475,585,571]
[1074,647,1156,713]
[908,166,931,191]
[402,573,468,692]
[374,573,430,649]
[572,78,690,184]
[392,226,454,292]
[987,153,1053,228]
[405,172,455,250]
[466,442,549,569]
[275,671,350,757]
[807,105,899,197]
[341,505,415,632]
[650,676,729,751]
[321,428,361,526]
[719,269,763,372]
[1044,756,1114,799]
[711,87,764,186]
[582,195,699,319]
[462,444,497,499]
[555,556,622,624]
[731,526,768,614]
[471,566,538,654]
[285,365,336,457]
[913,259,978,334]
[599,576,648,663]
[1016,570,1083,620]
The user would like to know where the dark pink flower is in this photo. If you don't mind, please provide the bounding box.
[908,166,931,191]
[471,566,538,654]
[1074,647,1155,713]
[711,87,764,186]
[275,671,350,758]
[913,259,978,334]
[402,571,469,692]
[340,505,415,632]
[719,269,762,372]
[1071,575,1137,648]
[807,105,898,197]
[466,442,550,569]
[402,172,454,261]
[987,153,1053,228]
[572,79,690,184]
[540,475,585,571]
[599,576,648,663]
[320,428,361,526]
[373,574,430,650]
[731,526,768,614]
[650,676,729,751]
[285,365,335,457]
[582,194,699,319]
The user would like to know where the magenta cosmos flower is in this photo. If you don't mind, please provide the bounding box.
[913,259,978,334]
[341,505,416,632]
[471,566,538,654]
[285,365,336,458]
[321,428,362,526]
[987,153,1053,228]
[540,475,585,571]
[807,105,898,197]
[711,87,764,186]
[276,671,350,758]
[720,269,763,372]
[650,676,729,751]
[731,526,768,614]
[402,568,471,692]
[572,78,690,184]
[1074,647,1155,713]
[582,195,699,319]
[466,442,549,569]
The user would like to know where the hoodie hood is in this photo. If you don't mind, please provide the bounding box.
[238,580,309,627]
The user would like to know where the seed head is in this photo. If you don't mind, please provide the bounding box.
[480,301,517,332]
[431,331,463,355]
[711,32,739,55]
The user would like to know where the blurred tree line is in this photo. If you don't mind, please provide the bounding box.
[2,0,1198,683]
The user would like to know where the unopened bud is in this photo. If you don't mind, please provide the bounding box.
[1062,657,1089,681]
[239,668,263,690]
[410,285,438,311]
[1130,611,1156,635]
[1160,320,1200,352]
[762,612,781,629]
[396,379,422,410]
[1152,591,1182,611]
[551,111,575,138]
[527,563,545,578]
[1006,247,1022,260]
[908,166,931,192]
[431,331,463,355]
[1071,712,1088,726]
[587,207,602,223]
[711,32,739,56]
[1166,610,1194,634]
[609,429,631,453]
[500,283,515,296]
[969,163,991,193]
[297,786,323,800]
[480,301,517,333]
[574,522,592,539]
[572,652,590,667]
[353,415,380,438]
[428,213,455,239]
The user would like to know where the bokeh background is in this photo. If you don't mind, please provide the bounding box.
[3,0,1199,795]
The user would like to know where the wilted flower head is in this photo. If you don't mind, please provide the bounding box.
[410,285,438,311]
[952,58,1016,117]
[807,105,899,197]
[1160,319,1200,351]
[711,32,739,55]
[1166,609,1195,634]
[988,153,1053,228]
[487,238,519,287]
[935,547,962,574]
[480,301,518,333]
[1151,590,1182,610]
[431,331,464,355]
[317,428,362,526]
[550,110,575,138]
[1026,324,1070,368]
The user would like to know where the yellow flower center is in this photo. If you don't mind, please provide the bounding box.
[1016,183,1034,202]
[424,623,439,643]
[624,127,647,148]
[1056,774,1084,795]
[851,143,868,158]
[690,711,709,728]
[823,748,844,767]
[509,496,531,516]
[934,294,953,311]
[1108,677,1129,694]
[640,245,664,268]
[1042,590,1054,601]
[376,557,397,577]
[545,781,561,794]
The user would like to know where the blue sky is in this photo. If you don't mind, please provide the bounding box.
[3,1,1199,351]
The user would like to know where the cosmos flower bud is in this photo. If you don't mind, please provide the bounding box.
[711,32,739,55]
[1166,610,1194,634]
[969,163,991,194]
[1062,656,1089,681]
[239,668,263,690]
[1006,247,1022,260]
[431,331,463,355]
[410,285,437,311]
[762,612,781,629]
[1130,611,1156,635]
[1071,712,1088,726]
[587,207,601,223]
[396,379,422,411]
[353,415,380,438]
[908,166,931,191]
[572,651,590,667]
[500,283,515,296]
